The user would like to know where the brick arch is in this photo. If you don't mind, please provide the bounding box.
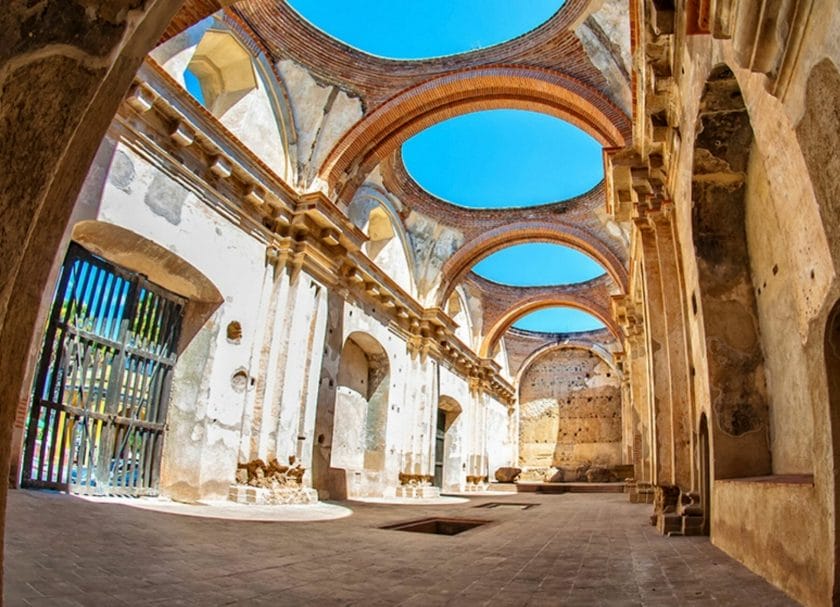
[318,65,631,201]
[480,298,618,359]
[437,221,627,307]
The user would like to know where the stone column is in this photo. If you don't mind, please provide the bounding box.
[637,201,699,534]
[311,292,346,499]
[295,285,329,475]
[274,278,328,466]
[636,216,674,488]
[240,256,293,463]
[650,205,693,493]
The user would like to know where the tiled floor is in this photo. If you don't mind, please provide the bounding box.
[4,489,797,606]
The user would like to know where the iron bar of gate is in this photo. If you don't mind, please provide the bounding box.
[109,288,180,493]
[23,248,74,485]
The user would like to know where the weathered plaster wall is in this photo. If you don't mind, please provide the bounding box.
[661,12,840,602]
[74,128,512,505]
[744,146,814,474]
[438,369,470,491]
[94,140,267,500]
[714,479,825,607]
[519,348,621,469]
[275,59,362,190]
[405,209,465,305]
[485,397,515,478]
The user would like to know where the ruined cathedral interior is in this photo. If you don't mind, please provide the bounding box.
[2,0,840,605]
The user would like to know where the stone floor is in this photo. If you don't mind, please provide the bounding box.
[4,489,797,606]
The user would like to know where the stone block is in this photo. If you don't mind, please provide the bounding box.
[657,514,683,535]
[228,484,319,505]
[395,485,440,498]
[494,467,522,482]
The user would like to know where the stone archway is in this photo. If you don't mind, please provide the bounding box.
[330,332,391,498]
[480,300,618,359]
[435,396,463,491]
[0,3,195,589]
[317,66,629,202]
[438,221,628,306]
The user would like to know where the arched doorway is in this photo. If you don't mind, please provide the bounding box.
[435,396,463,490]
[824,300,840,600]
[331,332,390,498]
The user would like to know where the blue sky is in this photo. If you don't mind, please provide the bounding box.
[513,307,605,333]
[184,69,205,105]
[473,244,605,286]
[402,110,603,208]
[287,0,566,60]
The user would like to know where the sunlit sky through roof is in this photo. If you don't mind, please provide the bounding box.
[473,244,605,287]
[402,110,603,208]
[513,307,605,333]
[286,0,566,60]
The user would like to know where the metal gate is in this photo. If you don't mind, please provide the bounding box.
[22,243,184,496]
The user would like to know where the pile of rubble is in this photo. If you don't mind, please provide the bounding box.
[229,456,318,505]
[235,456,305,488]
[517,463,634,483]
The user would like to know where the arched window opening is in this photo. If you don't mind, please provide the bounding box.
[184,30,257,117]
[365,206,395,260]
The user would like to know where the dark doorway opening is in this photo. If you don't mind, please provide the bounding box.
[699,414,711,535]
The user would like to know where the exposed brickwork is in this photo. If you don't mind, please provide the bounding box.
[162,0,229,42]
[322,66,630,200]
[232,0,613,110]
[462,273,619,358]
[504,327,618,378]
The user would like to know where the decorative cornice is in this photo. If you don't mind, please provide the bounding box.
[120,59,515,405]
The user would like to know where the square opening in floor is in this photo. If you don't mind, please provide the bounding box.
[381,517,490,536]
[475,502,538,510]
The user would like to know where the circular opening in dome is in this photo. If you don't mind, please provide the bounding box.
[286,0,566,61]
[473,244,606,287]
[513,307,605,333]
[402,110,603,209]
